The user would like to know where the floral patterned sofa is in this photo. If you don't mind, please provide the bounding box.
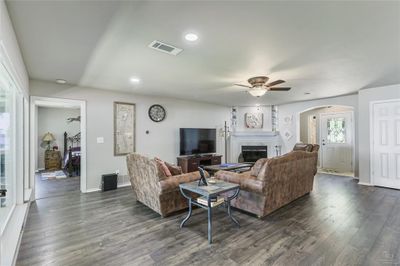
[214,144,319,218]
[126,153,207,217]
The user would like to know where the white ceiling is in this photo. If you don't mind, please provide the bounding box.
[6,1,400,106]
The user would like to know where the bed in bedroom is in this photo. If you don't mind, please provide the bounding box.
[63,132,81,177]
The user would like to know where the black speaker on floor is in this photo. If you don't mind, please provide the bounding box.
[102,173,118,191]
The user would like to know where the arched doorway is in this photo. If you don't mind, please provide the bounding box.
[298,105,355,177]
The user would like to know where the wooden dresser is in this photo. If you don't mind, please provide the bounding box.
[177,154,222,173]
[45,150,61,170]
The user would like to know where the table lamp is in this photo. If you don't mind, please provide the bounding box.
[42,132,55,150]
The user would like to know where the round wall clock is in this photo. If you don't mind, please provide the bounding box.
[148,104,166,122]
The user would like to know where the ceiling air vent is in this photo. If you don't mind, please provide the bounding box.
[148,40,183,56]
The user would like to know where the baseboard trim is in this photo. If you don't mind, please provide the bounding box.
[13,202,31,266]
[85,183,130,193]
[1,203,30,266]
[85,188,101,193]
[358,182,374,186]
[118,183,130,188]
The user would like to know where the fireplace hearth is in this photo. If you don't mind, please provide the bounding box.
[239,145,268,162]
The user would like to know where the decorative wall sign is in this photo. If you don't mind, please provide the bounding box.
[245,113,263,129]
[148,104,166,122]
[114,102,135,156]
[283,115,293,125]
[283,130,293,140]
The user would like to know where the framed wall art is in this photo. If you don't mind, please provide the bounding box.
[114,102,135,156]
[245,113,263,129]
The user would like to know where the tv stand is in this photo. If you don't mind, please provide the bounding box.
[177,154,222,173]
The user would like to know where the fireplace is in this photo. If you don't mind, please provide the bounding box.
[239,145,268,162]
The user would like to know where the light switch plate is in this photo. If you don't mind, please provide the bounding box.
[97,137,104,144]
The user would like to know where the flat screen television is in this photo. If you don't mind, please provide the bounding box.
[180,128,216,156]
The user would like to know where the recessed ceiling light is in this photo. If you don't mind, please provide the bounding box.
[130,77,140,83]
[56,79,67,84]
[185,33,198,42]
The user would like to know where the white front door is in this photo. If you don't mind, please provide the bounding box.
[372,100,400,189]
[320,112,353,172]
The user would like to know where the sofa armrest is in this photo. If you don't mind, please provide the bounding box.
[159,171,207,194]
[214,170,264,194]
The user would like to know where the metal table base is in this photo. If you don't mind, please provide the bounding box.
[179,186,240,244]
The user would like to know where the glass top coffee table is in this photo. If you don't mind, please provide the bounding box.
[203,163,253,175]
[179,178,240,244]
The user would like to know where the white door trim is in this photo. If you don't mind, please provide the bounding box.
[30,96,87,193]
[319,111,354,172]
[296,105,356,176]
[369,98,400,187]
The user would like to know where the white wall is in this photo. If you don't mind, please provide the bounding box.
[30,79,230,190]
[0,0,28,96]
[278,94,359,176]
[358,84,400,185]
[37,107,80,169]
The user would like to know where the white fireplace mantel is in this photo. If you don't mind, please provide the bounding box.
[231,131,279,137]
[228,131,282,162]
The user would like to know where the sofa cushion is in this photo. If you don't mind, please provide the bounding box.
[165,162,183,176]
[154,158,172,180]
[215,170,264,194]
[159,171,204,194]
[250,158,269,177]
[293,143,313,152]
[311,144,320,152]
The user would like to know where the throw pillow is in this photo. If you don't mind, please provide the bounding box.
[154,157,172,179]
[250,158,269,177]
[165,162,183,176]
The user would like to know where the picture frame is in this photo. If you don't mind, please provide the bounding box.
[245,113,263,129]
[114,102,136,156]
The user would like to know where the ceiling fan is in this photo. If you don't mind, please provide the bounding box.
[234,76,291,97]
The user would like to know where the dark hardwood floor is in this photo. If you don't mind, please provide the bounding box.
[35,173,80,199]
[17,174,400,266]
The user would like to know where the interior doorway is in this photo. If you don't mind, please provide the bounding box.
[371,99,400,189]
[299,105,355,177]
[30,97,87,199]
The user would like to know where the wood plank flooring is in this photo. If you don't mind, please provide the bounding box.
[17,174,400,266]
[35,173,80,199]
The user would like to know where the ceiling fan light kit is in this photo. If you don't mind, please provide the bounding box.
[248,87,266,97]
[235,76,291,97]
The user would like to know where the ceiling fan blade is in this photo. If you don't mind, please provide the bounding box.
[234,83,252,88]
[269,87,291,91]
[265,80,285,87]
